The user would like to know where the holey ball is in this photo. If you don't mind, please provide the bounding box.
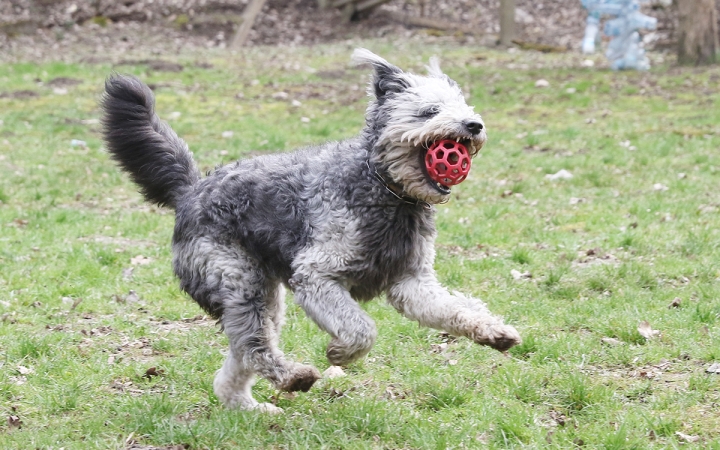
[425,139,472,186]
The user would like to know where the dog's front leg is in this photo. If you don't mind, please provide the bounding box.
[387,269,521,351]
[291,274,377,366]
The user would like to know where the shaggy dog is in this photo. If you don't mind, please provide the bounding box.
[101,49,521,412]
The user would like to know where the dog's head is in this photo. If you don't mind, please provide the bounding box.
[353,48,487,205]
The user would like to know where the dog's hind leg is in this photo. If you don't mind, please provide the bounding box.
[222,280,320,396]
[177,240,320,410]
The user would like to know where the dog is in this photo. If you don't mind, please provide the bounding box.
[101,49,521,413]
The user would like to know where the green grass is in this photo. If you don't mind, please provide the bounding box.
[1,42,720,448]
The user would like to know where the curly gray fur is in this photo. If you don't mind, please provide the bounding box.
[101,49,521,412]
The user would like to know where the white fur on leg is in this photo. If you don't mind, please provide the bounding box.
[387,236,521,351]
[213,352,282,413]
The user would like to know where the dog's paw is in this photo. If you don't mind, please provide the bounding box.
[277,363,321,393]
[326,337,374,366]
[471,322,522,352]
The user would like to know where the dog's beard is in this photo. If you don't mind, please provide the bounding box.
[375,129,485,205]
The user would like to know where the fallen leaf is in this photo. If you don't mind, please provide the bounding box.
[545,169,573,181]
[706,363,720,374]
[122,267,134,281]
[383,385,407,400]
[130,255,152,265]
[7,415,22,429]
[675,431,700,443]
[549,410,566,427]
[126,290,140,304]
[17,365,33,375]
[601,337,622,346]
[511,269,532,280]
[143,367,164,379]
[638,321,660,339]
[653,183,669,192]
[569,197,585,205]
[431,342,449,353]
[323,366,346,379]
[668,297,681,308]
[535,79,549,88]
[11,218,28,228]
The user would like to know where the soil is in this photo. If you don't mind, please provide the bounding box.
[0,0,699,62]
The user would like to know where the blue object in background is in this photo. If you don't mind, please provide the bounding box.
[580,0,657,70]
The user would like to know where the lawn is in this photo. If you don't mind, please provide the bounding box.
[1,41,719,449]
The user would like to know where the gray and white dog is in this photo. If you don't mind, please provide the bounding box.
[101,49,521,413]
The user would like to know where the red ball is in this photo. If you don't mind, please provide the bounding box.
[425,140,472,186]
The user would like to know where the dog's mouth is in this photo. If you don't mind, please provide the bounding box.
[422,163,452,195]
[421,137,475,195]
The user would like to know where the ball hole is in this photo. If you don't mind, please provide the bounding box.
[443,141,455,149]
[448,152,459,164]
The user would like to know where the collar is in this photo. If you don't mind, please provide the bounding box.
[366,160,431,210]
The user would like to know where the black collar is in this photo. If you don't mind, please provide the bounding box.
[366,160,431,210]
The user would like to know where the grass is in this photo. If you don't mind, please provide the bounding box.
[1,41,719,448]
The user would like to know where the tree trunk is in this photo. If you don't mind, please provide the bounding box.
[499,0,516,47]
[230,0,267,49]
[677,0,719,65]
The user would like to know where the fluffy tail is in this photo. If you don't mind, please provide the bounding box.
[101,75,200,209]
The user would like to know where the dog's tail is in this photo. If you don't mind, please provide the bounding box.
[101,75,200,209]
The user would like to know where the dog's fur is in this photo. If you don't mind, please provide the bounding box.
[101,49,521,412]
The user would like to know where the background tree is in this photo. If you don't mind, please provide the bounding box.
[499,0,516,46]
[676,0,718,65]
[230,0,267,48]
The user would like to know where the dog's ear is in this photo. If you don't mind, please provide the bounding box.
[426,56,459,88]
[352,48,410,98]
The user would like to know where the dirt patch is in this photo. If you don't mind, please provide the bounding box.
[77,235,158,249]
[0,90,39,99]
[572,247,621,268]
[149,315,217,333]
[47,76,83,87]
[116,59,184,72]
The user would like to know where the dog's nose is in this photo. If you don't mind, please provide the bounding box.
[463,120,484,135]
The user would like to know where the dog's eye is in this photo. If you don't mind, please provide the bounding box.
[419,106,440,118]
